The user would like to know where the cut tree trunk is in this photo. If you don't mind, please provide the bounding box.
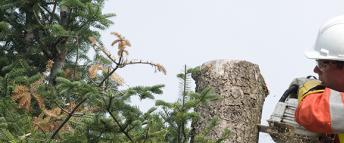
[191,60,269,143]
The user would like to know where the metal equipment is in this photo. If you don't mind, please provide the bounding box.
[267,79,320,137]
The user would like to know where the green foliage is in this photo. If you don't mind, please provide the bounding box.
[95,53,112,65]
[188,66,201,79]
[61,0,86,8]
[50,24,70,37]
[0,129,17,143]
[127,84,165,100]
[0,21,10,33]
[0,0,114,79]
[0,98,33,143]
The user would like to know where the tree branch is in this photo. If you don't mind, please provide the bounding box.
[38,3,56,24]
[124,60,157,67]
[143,126,150,143]
[107,97,134,142]
[98,49,124,87]
[50,97,88,139]
[73,36,79,80]
[55,102,84,117]
[93,44,117,64]
[98,66,119,87]
[50,50,119,139]
[181,65,188,143]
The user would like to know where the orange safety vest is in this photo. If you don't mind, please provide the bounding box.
[295,88,344,143]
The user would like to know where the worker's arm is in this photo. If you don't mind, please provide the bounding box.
[295,88,344,133]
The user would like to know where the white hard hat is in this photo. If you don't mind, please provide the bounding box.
[305,15,344,61]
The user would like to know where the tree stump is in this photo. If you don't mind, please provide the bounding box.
[192,60,269,143]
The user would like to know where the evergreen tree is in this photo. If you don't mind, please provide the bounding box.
[0,0,114,82]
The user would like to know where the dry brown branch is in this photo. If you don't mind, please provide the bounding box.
[125,60,167,75]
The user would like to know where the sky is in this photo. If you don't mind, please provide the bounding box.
[100,0,344,142]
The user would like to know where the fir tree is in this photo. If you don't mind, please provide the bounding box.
[0,0,114,82]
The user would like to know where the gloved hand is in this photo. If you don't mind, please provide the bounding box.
[291,78,324,102]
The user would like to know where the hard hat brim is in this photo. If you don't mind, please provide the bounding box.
[305,49,344,61]
[305,49,320,59]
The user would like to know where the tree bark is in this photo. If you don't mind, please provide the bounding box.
[192,60,269,143]
[48,51,66,84]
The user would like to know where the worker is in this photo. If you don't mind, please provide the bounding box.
[295,15,344,143]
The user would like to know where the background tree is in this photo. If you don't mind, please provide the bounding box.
[0,0,114,82]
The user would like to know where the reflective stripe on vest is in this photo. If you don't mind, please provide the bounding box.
[329,90,344,133]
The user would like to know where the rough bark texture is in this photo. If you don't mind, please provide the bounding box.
[192,60,269,143]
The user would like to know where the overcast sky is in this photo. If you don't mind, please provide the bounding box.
[100,0,344,142]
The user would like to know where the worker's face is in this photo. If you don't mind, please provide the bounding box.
[314,60,343,90]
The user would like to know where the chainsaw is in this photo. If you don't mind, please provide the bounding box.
[267,76,320,137]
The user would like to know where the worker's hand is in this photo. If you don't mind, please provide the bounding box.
[296,79,324,102]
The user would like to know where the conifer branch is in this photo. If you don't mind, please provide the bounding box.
[98,65,120,87]
[126,123,137,132]
[50,1,57,24]
[95,131,103,142]
[52,50,121,139]
[143,126,150,143]
[66,8,74,28]
[89,34,166,87]
[124,60,166,75]
[108,111,134,142]
[91,42,117,64]
[19,133,32,140]
[107,97,134,142]
[50,32,165,141]
[55,102,84,117]
[73,36,79,79]
[50,97,87,139]
[161,108,175,129]
[36,2,57,24]
[98,46,125,86]
[36,125,47,135]
[123,121,130,131]
[3,76,8,97]
[33,9,44,27]
[181,65,188,143]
